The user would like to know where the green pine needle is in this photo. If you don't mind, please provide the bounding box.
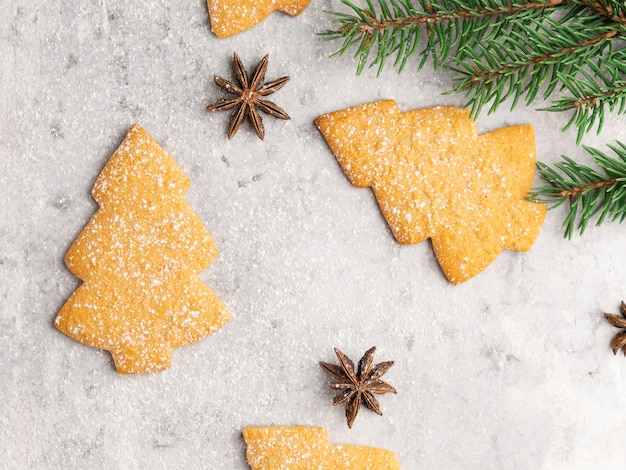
[528,141,626,238]
[322,0,626,139]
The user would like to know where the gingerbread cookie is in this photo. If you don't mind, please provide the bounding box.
[243,426,400,469]
[316,101,546,284]
[55,125,230,374]
[207,0,311,38]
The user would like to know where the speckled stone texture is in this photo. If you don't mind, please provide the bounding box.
[2,1,626,468]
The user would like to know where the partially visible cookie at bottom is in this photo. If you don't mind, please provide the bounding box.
[207,0,312,38]
[243,426,400,469]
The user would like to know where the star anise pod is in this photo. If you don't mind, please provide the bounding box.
[320,346,396,429]
[206,53,290,140]
[605,301,626,355]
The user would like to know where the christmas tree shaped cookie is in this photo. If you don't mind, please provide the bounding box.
[316,101,546,284]
[243,427,400,469]
[207,0,311,38]
[55,125,230,374]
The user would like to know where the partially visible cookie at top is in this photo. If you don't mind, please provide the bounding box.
[315,101,546,285]
[208,0,312,38]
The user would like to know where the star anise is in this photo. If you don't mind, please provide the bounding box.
[320,346,396,429]
[206,53,290,140]
[605,301,626,355]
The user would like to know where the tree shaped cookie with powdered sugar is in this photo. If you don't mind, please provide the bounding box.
[316,101,546,284]
[55,125,230,373]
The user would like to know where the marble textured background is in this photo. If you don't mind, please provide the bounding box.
[2,1,626,468]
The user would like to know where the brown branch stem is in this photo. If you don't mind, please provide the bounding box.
[567,82,626,108]
[559,177,618,199]
[581,0,626,24]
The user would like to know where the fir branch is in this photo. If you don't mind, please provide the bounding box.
[451,6,624,118]
[323,0,626,138]
[322,0,570,74]
[541,48,626,143]
[529,141,626,237]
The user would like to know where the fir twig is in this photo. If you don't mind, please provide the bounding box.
[528,141,626,237]
[540,47,626,143]
[322,0,626,139]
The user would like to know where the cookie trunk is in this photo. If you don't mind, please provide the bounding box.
[110,345,172,375]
